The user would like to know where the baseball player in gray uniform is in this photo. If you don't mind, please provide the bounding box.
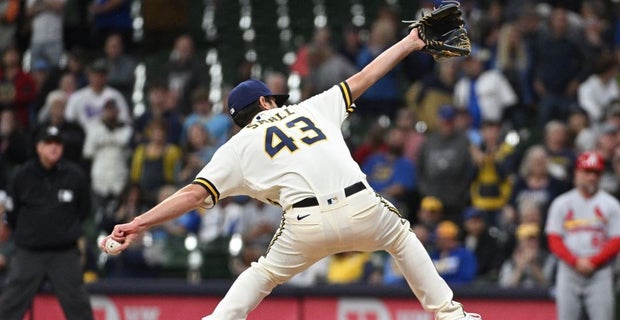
[100,28,480,320]
[546,151,620,320]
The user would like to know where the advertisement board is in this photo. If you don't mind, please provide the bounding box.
[30,294,556,319]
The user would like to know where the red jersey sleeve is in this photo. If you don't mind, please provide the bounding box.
[547,234,578,267]
[588,237,620,268]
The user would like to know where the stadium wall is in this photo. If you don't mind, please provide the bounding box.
[24,279,559,319]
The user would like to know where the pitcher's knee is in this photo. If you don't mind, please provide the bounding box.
[248,261,284,288]
[252,257,299,285]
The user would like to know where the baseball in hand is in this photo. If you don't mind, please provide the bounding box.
[104,238,123,255]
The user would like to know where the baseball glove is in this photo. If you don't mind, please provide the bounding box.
[403,1,471,61]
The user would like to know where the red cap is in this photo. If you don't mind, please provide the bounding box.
[576,151,604,172]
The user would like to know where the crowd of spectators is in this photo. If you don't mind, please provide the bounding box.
[0,0,619,293]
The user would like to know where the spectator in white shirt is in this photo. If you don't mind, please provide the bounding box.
[454,47,518,128]
[577,51,619,126]
[26,0,65,67]
[82,99,132,229]
[65,59,131,130]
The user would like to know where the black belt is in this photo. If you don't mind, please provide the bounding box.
[292,182,367,208]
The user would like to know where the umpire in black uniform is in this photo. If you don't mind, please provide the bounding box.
[0,126,94,319]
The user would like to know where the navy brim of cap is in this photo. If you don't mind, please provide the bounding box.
[271,94,289,107]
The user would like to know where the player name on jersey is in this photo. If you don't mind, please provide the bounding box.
[246,108,297,129]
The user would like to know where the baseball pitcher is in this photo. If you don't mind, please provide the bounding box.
[100,3,479,320]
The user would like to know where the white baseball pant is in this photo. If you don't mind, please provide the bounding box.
[203,186,466,320]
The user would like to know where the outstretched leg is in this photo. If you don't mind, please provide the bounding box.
[203,261,278,320]
[204,212,323,320]
[387,229,466,319]
[374,198,467,319]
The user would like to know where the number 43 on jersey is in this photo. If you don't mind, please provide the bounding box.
[264,116,327,158]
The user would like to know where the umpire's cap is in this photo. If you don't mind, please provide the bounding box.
[228,79,289,118]
[37,126,63,143]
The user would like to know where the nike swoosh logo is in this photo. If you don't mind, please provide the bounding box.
[297,214,310,221]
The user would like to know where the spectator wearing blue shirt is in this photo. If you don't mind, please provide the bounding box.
[355,18,401,119]
[362,126,416,216]
[134,82,183,145]
[181,88,232,147]
[431,221,478,286]
[89,0,133,52]
[532,7,584,127]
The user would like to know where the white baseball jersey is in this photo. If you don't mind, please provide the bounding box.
[194,82,365,209]
[545,189,620,257]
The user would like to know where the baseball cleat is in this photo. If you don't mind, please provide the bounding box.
[461,313,482,319]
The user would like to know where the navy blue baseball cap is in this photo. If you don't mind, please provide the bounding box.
[227,79,289,117]
[463,207,483,220]
[438,104,457,121]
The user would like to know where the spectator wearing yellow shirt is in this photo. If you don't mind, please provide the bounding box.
[130,120,183,205]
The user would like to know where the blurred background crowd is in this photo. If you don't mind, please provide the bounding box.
[0,0,619,292]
